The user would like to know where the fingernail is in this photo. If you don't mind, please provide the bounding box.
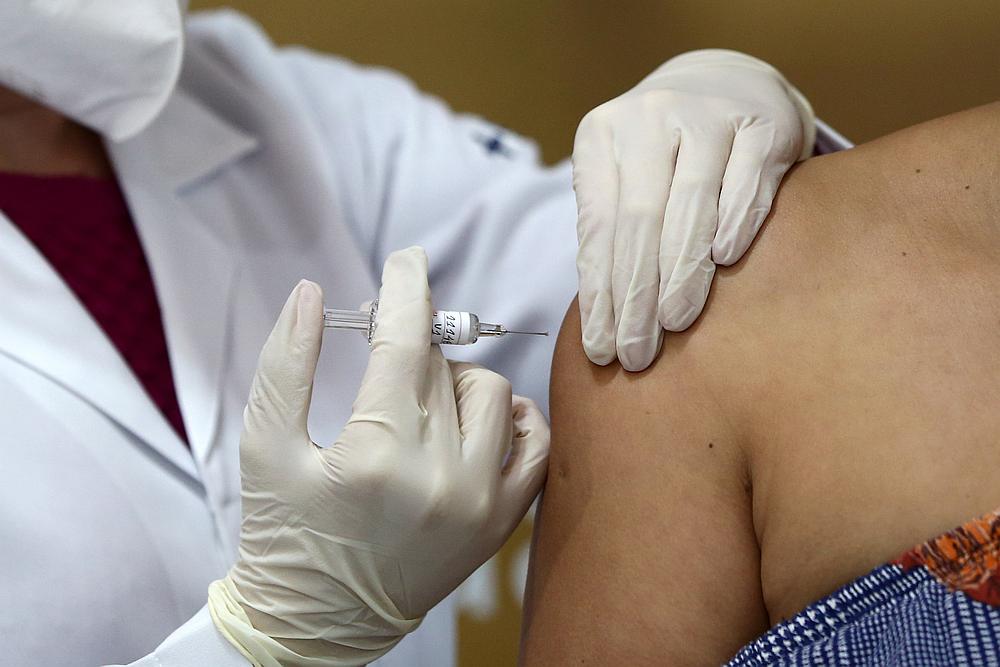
[295,279,319,323]
[584,346,615,366]
[582,323,615,366]
[618,331,662,372]
[619,348,649,372]
[582,336,615,366]
[663,301,698,332]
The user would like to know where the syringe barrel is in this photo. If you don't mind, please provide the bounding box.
[324,302,483,345]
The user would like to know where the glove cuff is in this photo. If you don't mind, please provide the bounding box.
[208,579,280,667]
[652,49,817,161]
[208,575,421,667]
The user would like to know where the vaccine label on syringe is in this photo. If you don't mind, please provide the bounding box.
[432,310,476,345]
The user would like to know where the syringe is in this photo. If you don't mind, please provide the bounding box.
[323,300,548,346]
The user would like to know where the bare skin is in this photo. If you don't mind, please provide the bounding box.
[521,103,1000,665]
[0,85,112,178]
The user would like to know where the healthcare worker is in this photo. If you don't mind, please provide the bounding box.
[0,1,848,665]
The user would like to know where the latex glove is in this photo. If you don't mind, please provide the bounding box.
[207,247,549,666]
[574,49,816,371]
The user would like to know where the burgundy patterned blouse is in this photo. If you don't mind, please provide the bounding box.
[0,171,189,446]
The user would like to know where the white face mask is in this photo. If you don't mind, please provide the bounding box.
[0,1,185,141]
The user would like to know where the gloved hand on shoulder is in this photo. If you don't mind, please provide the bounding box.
[575,49,816,371]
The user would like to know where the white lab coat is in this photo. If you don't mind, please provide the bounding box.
[1,9,577,666]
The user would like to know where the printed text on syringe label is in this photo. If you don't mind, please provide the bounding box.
[431,310,473,345]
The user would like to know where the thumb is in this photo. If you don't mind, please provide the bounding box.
[242,280,325,447]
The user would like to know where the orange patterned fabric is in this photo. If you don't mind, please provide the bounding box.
[893,509,1000,607]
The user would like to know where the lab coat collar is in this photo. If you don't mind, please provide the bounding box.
[107,88,258,472]
[0,90,257,484]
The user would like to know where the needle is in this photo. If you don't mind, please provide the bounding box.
[476,322,548,338]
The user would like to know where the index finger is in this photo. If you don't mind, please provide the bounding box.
[354,246,433,411]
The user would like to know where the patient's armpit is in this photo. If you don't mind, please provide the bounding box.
[519,299,768,665]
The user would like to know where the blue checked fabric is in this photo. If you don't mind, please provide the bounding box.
[727,564,1000,666]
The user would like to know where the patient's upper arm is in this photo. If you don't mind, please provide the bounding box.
[520,300,767,665]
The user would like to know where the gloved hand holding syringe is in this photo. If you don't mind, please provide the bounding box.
[324,300,548,345]
[210,247,552,665]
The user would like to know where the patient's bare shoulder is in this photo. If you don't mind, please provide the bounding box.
[521,103,1000,661]
[519,299,767,665]
[646,102,1000,622]
[703,102,1000,621]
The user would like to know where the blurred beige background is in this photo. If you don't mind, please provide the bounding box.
[187,1,1000,664]
[189,1,1000,164]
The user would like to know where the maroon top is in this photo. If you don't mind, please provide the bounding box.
[0,171,189,446]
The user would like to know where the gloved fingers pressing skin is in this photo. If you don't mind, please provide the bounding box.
[573,110,619,366]
[572,51,815,371]
[611,123,678,372]
[449,361,514,472]
[714,119,796,265]
[497,395,550,530]
[656,130,731,334]
[355,247,433,414]
[242,279,324,447]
